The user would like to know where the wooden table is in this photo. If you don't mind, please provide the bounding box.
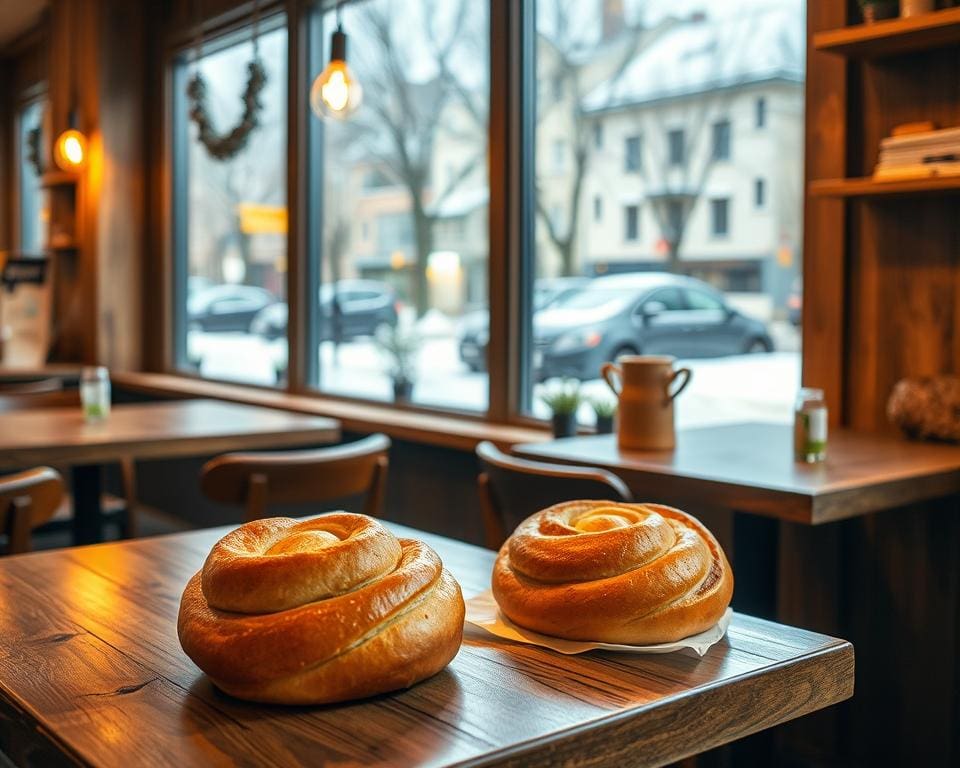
[515,422,960,525]
[0,399,340,543]
[0,523,853,768]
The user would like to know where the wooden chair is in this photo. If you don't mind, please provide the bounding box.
[201,433,391,523]
[0,467,65,554]
[0,388,140,538]
[475,440,633,549]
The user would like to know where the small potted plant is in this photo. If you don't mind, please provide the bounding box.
[591,396,617,435]
[541,379,582,438]
[859,0,898,23]
[375,324,420,403]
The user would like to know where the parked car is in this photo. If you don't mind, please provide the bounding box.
[250,279,399,341]
[458,277,589,372]
[187,284,276,333]
[533,273,773,381]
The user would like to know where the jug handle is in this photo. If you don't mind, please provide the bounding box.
[666,367,692,402]
[601,362,622,396]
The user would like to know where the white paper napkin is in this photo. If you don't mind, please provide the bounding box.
[464,590,731,657]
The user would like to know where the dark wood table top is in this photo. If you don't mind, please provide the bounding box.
[0,523,854,768]
[516,421,960,524]
[0,399,341,467]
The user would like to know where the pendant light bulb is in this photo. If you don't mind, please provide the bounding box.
[310,25,362,121]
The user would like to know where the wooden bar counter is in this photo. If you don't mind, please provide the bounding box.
[0,523,853,767]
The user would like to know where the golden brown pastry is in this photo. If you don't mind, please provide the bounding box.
[492,501,733,644]
[178,513,464,705]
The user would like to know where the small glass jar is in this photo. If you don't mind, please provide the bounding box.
[794,387,827,463]
[80,366,111,423]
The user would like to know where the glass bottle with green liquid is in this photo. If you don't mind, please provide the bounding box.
[794,387,827,463]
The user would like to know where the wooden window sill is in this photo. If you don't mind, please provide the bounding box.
[110,372,550,452]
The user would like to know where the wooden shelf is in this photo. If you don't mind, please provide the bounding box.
[39,171,78,188]
[45,242,79,252]
[809,174,960,198]
[814,8,960,58]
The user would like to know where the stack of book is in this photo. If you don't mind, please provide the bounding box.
[874,126,960,181]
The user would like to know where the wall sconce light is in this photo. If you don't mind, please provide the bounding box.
[310,2,362,121]
[54,112,86,172]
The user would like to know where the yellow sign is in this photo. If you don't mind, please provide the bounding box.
[238,204,288,235]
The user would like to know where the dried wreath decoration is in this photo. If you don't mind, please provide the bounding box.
[26,125,43,177]
[187,58,267,162]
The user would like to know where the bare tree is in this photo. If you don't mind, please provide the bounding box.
[339,0,488,316]
[534,0,654,277]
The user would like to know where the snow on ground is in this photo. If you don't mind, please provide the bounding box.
[188,325,800,428]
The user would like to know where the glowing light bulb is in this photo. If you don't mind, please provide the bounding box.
[54,129,87,171]
[310,27,362,121]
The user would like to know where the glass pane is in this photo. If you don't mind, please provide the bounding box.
[309,0,489,412]
[175,21,288,386]
[18,100,45,254]
[528,0,805,428]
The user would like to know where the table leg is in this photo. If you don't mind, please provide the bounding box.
[71,465,104,545]
[730,513,778,620]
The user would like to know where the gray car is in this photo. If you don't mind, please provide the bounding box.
[534,273,773,381]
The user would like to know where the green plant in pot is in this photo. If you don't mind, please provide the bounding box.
[541,379,582,438]
[859,0,898,23]
[375,324,420,403]
[591,395,618,435]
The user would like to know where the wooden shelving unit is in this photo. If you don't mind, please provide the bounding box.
[814,7,960,58]
[810,174,960,198]
[39,171,78,188]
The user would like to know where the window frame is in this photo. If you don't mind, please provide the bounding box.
[160,0,803,434]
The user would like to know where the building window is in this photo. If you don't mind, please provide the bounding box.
[624,135,641,172]
[624,205,640,241]
[756,97,767,128]
[308,0,489,411]
[172,18,288,386]
[755,178,766,208]
[17,100,45,255]
[711,198,730,237]
[712,120,731,161]
[594,195,603,221]
[668,129,685,166]
[593,122,603,149]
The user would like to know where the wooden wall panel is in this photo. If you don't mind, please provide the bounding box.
[95,0,146,370]
[801,0,848,425]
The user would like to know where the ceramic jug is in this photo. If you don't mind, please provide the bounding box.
[601,355,691,450]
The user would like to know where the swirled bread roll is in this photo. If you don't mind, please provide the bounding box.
[178,513,464,705]
[492,501,733,644]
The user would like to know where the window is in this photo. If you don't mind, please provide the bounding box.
[756,97,767,128]
[712,120,731,161]
[711,198,730,237]
[308,0,489,412]
[686,289,725,311]
[17,100,45,254]
[624,135,641,172]
[643,288,686,312]
[668,129,685,166]
[624,205,639,241]
[164,1,806,431]
[172,20,288,387]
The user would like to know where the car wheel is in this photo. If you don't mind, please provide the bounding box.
[611,344,640,362]
[744,337,772,354]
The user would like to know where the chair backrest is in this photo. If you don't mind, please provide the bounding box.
[201,433,391,522]
[0,467,65,555]
[0,388,80,412]
[475,440,633,549]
